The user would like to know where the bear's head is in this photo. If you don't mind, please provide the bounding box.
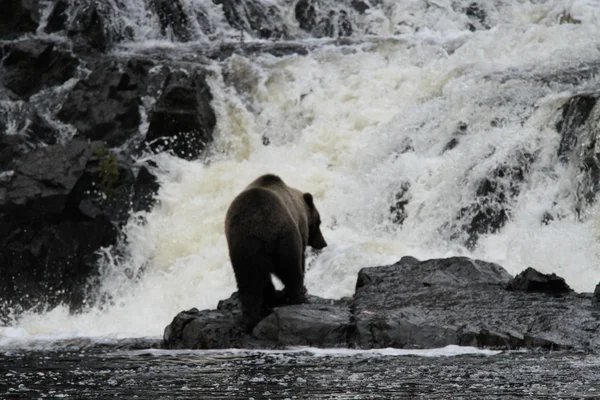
[303,193,327,250]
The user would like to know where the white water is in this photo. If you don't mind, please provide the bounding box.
[3,0,600,347]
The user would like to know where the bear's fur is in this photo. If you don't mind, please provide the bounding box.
[225,174,327,330]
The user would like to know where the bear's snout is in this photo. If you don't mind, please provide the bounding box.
[311,230,327,250]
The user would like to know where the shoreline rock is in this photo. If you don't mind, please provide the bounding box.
[164,256,600,351]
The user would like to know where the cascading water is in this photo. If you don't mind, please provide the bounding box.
[2,0,600,348]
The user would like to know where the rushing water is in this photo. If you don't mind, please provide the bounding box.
[2,0,600,396]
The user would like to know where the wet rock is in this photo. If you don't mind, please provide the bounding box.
[0,104,60,171]
[164,256,600,351]
[144,69,216,160]
[464,3,489,32]
[216,0,287,39]
[3,139,92,216]
[67,2,112,52]
[0,216,116,317]
[164,292,351,350]
[594,283,600,307]
[0,140,138,320]
[352,257,596,350]
[131,162,160,213]
[44,0,69,33]
[556,94,598,163]
[459,151,535,249]
[58,60,149,147]
[390,181,410,226]
[554,93,600,211]
[443,121,468,152]
[295,1,353,38]
[1,40,79,100]
[69,142,136,225]
[508,268,572,294]
[163,308,248,350]
[150,0,192,42]
[253,304,351,347]
[295,0,316,32]
[351,1,370,14]
[0,0,39,39]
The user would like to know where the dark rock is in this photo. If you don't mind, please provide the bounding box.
[164,256,600,351]
[58,60,149,147]
[3,139,92,217]
[144,70,216,160]
[0,0,39,39]
[67,2,112,52]
[351,1,370,14]
[68,142,136,225]
[508,267,572,294]
[44,0,69,33]
[163,308,248,350]
[1,40,79,100]
[464,3,489,31]
[216,0,287,39]
[150,0,192,42]
[351,257,596,350]
[594,283,600,307]
[443,137,459,152]
[295,1,353,38]
[458,151,535,249]
[557,95,598,163]
[253,304,351,347]
[0,104,60,171]
[443,122,468,152]
[390,181,410,226]
[295,0,316,32]
[0,140,138,320]
[214,41,309,60]
[131,162,160,213]
[554,93,600,212]
[0,216,116,316]
[164,292,351,350]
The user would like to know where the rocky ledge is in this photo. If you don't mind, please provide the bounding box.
[164,256,600,351]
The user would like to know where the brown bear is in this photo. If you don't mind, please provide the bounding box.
[225,174,327,331]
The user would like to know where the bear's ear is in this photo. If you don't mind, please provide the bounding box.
[303,192,314,208]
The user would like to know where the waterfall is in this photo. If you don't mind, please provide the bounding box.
[2,0,600,343]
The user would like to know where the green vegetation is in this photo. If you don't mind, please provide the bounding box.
[93,143,120,199]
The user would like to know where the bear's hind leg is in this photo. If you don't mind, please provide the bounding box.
[275,233,308,305]
[237,277,264,331]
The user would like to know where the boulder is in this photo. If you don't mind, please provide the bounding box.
[554,93,600,213]
[0,104,60,171]
[456,151,535,249]
[216,0,287,39]
[253,304,351,348]
[351,257,596,350]
[0,140,139,321]
[149,0,192,42]
[508,267,572,294]
[44,0,69,33]
[144,69,216,160]
[163,308,248,350]
[164,256,600,351]
[295,0,353,38]
[67,2,113,53]
[3,139,92,216]
[57,60,150,147]
[0,0,39,40]
[1,40,79,100]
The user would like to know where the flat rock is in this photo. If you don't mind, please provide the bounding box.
[253,304,351,348]
[164,256,600,351]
